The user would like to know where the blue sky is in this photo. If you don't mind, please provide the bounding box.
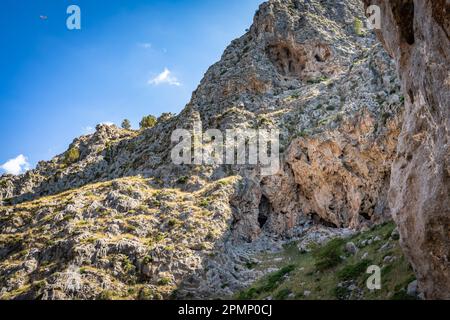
[0,0,262,174]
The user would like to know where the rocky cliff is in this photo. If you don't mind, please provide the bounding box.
[363,0,450,300]
[0,0,416,300]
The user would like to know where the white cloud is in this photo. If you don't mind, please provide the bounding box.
[1,155,30,175]
[148,68,181,86]
[100,121,114,126]
[138,42,152,49]
[82,126,95,135]
[82,122,114,135]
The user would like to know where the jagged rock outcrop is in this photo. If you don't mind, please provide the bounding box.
[227,0,403,241]
[0,176,239,299]
[0,0,412,299]
[363,0,450,299]
[1,0,403,237]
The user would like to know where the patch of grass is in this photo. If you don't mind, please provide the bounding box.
[167,218,180,229]
[199,198,210,208]
[98,290,115,300]
[307,76,328,84]
[32,280,47,291]
[337,259,372,281]
[176,176,189,184]
[313,238,345,271]
[142,256,153,265]
[295,130,310,139]
[262,265,295,292]
[122,257,135,274]
[290,92,300,99]
[334,285,351,300]
[274,288,292,300]
[157,277,171,286]
[217,180,231,187]
[354,18,364,36]
[391,289,415,300]
[237,287,262,300]
[138,287,154,300]
[236,221,415,301]
[237,265,295,300]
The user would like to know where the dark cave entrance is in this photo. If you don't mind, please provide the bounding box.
[311,212,339,228]
[258,195,272,229]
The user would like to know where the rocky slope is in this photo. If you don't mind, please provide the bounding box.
[237,222,417,300]
[0,0,411,300]
[363,0,449,299]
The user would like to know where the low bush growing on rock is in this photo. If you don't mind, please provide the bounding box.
[313,238,345,271]
[139,115,157,129]
[63,147,80,165]
[337,259,372,281]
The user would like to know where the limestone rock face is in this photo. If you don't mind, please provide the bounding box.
[285,110,401,229]
[227,0,404,241]
[1,0,403,239]
[363,0,450,299]
[0,0,412,299]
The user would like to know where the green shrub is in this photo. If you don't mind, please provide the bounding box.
[122,258,135,274]
[217,180,230,186]
[307,76,328,84]
[337,259,372,281]
[274,288,292,300]
[176,176,189,184]
[290,92,300,99]
[64,147,80,165]
[237,287,261,300]
[98,290,115,300]
[121,119,131,130]
[157,277,171,286]
[126,224,137,233]
[391,289,416,300]
[261,265,295,292]
[138,287,154,300]
[354,18,364,36]
[139,115,157,129]
[334,286,351,300]
[155,233,165,242]
[167,218,179,228]
[199,198,210,208]
[158,112,175,122]
[313,238,344,271]
[32,280,47,291]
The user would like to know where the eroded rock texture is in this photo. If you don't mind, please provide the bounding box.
[363,0,450,299]
[0,0,412,299]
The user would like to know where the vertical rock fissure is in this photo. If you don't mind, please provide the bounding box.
[258,195,271,229]
[391,0,415,45]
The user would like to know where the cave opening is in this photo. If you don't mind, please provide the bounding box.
[360,211,371,221]
[391,0,415,45]
[266,42,306,79]
[315,54,325,62]
[311,212,339,228]
[258,195,271,229]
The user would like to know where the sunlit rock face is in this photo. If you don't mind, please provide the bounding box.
[363,0,450,299]
[0,0,411,299]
